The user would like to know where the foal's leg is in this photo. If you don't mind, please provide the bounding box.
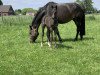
[41,25,45,47]
[47,28,51,47]
[50,30,53,47]
[54,29,57,47]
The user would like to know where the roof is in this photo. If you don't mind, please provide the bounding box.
[0,5,12,12]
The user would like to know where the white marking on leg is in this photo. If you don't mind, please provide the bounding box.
[41,42,43,47]
[48,42,51,47]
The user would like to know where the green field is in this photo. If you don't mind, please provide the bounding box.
[0,15,100,75]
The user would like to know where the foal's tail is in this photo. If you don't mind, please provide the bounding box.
[80,13,85,35]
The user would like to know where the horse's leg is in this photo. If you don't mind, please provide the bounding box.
[75,26,80,41]
[73,18,80,41]
[50,30,53,47]
[47,28,51,47]
[80,15,85,40]
[41,25,45,47]
[80,34,83,40]
[54,27,62,43]
[54,29,57,48]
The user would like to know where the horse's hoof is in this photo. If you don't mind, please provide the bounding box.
[59,41,62,44]
[80,38,83,40]
[73,38,78,41]
[80,39,83,41]
[54,45,58,48]
[59,40,62,44]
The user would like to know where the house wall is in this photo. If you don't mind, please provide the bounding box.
[0,6,15,16]
[0,12,14,16]
[0,12,8,16]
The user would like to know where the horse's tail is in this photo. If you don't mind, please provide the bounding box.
[80,13,85,35]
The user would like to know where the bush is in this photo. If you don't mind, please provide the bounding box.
[88,15,95,20]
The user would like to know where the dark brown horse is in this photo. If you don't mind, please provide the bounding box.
[29,2,85,43]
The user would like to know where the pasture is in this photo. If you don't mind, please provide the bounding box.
[0,14,100,75]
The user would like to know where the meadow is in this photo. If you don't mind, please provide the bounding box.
[0,14,100,75]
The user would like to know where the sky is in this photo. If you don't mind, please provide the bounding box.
[2,0,100,10]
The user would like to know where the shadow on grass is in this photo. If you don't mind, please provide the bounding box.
[62,37,94,42]
[56,43,73,49]
[83,37,94,40]
[62,38,74,42]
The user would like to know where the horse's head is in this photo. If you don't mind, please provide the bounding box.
[29,25,39,43]
[29,7,45,43]
[46,2,57,18]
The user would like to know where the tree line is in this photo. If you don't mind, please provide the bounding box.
[15,8,37,15]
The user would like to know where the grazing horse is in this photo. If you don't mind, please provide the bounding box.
[41,4,58,47]
[29,2,85,43]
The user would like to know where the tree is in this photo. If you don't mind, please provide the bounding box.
[21,8,37,15]
[76,0,95,13]
[82,0,94,13]
[76,0,82,4]
[97,10,100,13]
[0,0,3,5]
[15,9,22,15]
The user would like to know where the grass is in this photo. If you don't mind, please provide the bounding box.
[0,15,100,75]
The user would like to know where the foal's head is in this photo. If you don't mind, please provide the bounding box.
[46,3,57,18]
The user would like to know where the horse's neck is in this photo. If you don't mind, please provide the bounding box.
[32,8,45,28]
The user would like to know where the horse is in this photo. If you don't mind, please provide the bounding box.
[29,2,85,43]
[41,4,58,47]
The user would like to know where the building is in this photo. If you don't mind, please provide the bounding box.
[0,5,15,16]
[26,12,34,16]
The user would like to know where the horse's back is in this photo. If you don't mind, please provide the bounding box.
[56,3,84,23]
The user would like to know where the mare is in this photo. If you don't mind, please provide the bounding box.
[29,2,85,43]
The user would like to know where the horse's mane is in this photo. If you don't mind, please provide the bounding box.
[43,2,57,9]
[31,2,57,26]
[75,3,85,13]
[31,7,44,26]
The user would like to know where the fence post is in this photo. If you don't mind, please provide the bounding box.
[1,12,4,23]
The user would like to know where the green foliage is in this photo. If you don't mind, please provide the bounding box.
[83,0,94,13]
[76,0,83,4]
[76,0,97,13]
[21,8,37,15]
[0,15,100,75]
[0,0,3,5]
[15,9,22,15]
[97,10,100,13]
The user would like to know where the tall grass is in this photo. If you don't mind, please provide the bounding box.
[0,15,33,26]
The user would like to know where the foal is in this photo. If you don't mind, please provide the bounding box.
[41,14,58,47]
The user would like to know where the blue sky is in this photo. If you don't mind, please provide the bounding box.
[2,0,100,10]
